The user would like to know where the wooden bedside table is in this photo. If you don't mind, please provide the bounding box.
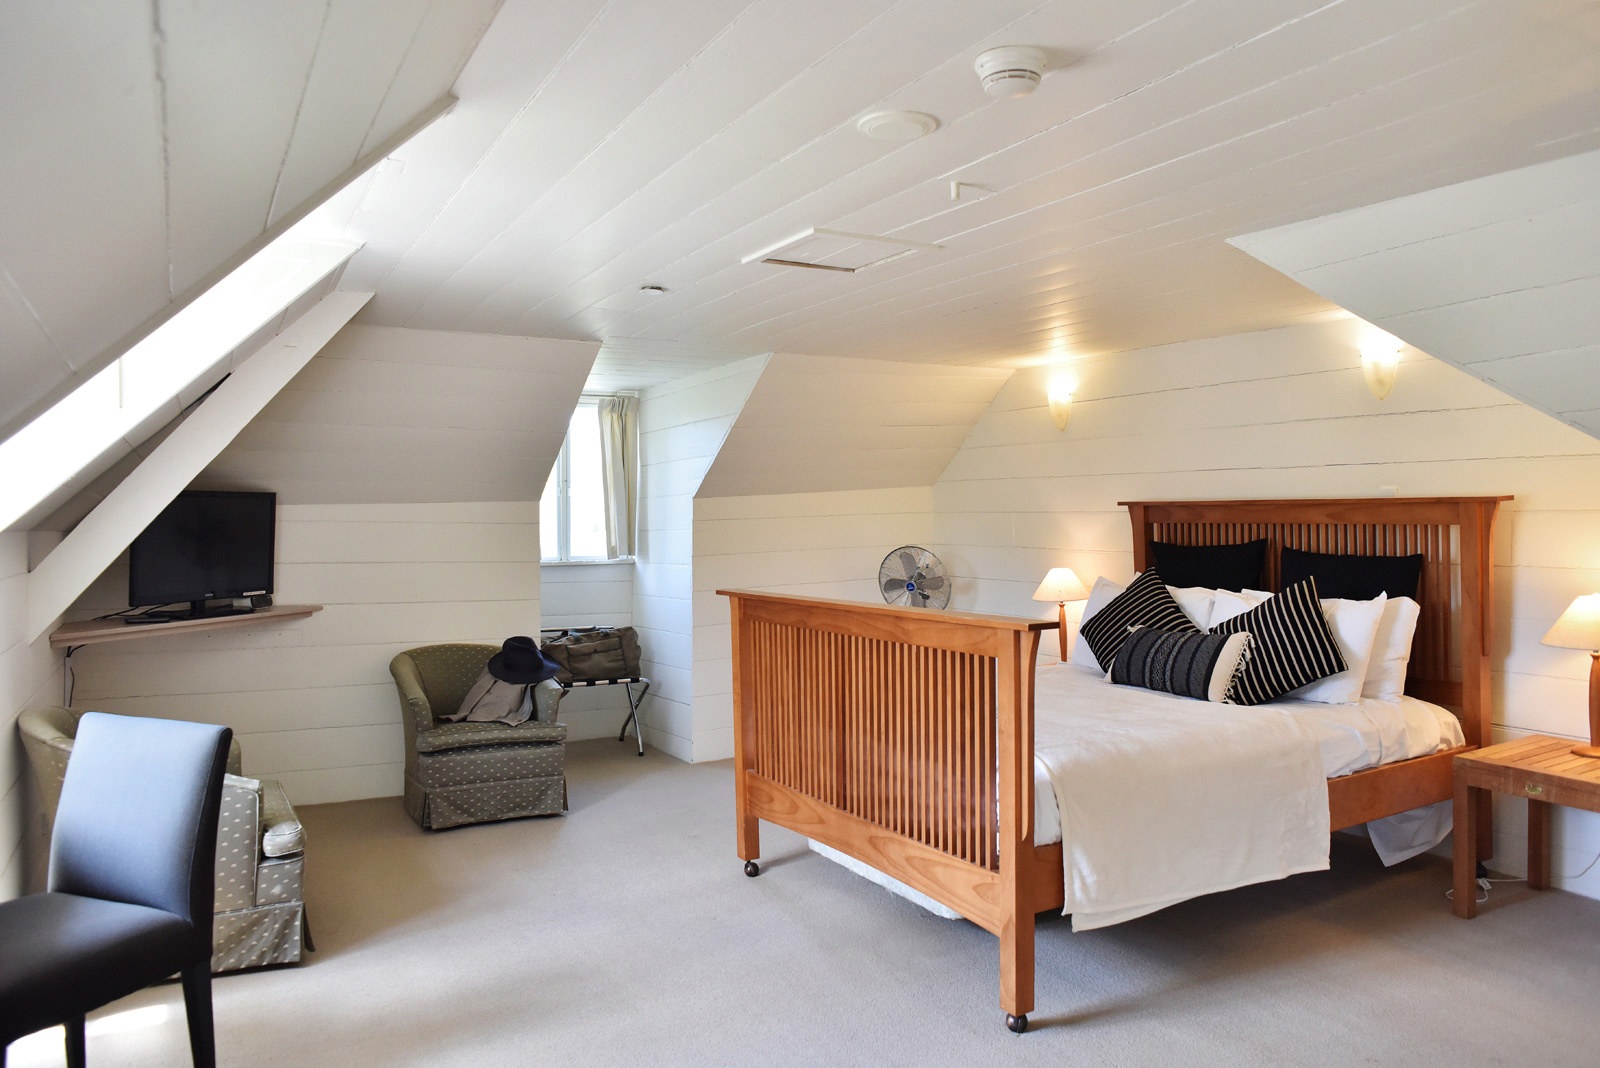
[1453,735,1600,918]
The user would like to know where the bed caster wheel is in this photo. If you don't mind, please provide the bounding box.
[744,860,760,878]
[1005,1013,1029,1034]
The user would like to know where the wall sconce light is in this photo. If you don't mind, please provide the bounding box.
[1046,374,1074,430]
[1360,335,1402,400]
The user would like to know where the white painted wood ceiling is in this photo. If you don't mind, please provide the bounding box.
[0,0,499,443]
[346,0,1600,377]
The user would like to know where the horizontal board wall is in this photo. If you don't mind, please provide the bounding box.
[540,561,636,742]
[691,486,936,761]
[0,531,65,899]
[932,317,1600,901]
[635,357,765,761]
[67,501,541,806]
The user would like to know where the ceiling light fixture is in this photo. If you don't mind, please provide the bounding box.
[854,110,940,141]
[638,284,668,296]
[974,46,1047,98]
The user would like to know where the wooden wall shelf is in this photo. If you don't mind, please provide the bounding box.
[50,604,323,649]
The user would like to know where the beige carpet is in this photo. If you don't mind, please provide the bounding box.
[10,738,1600,1067]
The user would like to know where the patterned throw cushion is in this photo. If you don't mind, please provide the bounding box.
[1077,567,1200,670]
[1110,628,1252,703]
[1209,577,1347,705]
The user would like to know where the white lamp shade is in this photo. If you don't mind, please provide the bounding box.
[1032,567,1088,604]
[1542,593,1600,652]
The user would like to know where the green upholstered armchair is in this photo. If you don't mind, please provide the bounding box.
[18,705,309,973]
[389,643,567,830]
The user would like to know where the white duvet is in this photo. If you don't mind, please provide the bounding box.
[814,661,1464,928]
[1035,664,1330,930]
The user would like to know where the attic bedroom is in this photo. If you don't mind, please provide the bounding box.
[3,1,1599,1064]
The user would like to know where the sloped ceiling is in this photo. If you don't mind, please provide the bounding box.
[0,0,498,443]
[345,0,1600,371]
[196,324,596,505]
[698,353,1008,497]
[1230,150,1600,438]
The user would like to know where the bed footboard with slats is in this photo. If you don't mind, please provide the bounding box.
[720,590,1048,1028]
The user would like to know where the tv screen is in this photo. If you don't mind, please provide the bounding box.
[128,491,276,609]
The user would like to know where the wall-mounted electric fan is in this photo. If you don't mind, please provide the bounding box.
[879,546,951,610]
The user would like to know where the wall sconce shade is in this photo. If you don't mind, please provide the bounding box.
[1046,380,1073,431]
[1033,566,1089,661]
[1541,593,1600,758]
[1360,336,1402,400]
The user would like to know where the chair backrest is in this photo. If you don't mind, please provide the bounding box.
[49,712,232,931]
[396,644,497,715]
[17,705,86,827]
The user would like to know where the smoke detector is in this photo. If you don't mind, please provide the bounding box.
[974,46,1047,98]
[855,110,940,141]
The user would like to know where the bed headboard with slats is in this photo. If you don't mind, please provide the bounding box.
[1120,497,1510,749]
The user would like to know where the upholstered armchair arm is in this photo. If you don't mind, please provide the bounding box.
[215,774,305,913]
[389,654,437,735]
[215,775,264,912]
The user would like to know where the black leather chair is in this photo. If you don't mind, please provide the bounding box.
[0,712,232,1068]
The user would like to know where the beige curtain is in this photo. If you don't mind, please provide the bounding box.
[597,395,638,559]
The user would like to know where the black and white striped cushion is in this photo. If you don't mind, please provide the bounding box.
[1078,567,1199,670]
[1209,577,1346,705]
[1110,628,1251,703]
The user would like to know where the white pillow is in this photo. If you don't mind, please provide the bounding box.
[1363,596,1422,700]
[1209,589,1387,704]
[1207,588,1271,629]
[1166,585,1217,631]
[1069,575,1124,673]
[1287,594,1386,704]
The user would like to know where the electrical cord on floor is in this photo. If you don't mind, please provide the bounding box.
[1445,850,1600,904]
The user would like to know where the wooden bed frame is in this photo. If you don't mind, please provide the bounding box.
[720,496,1507,1032]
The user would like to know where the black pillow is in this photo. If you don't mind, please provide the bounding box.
[1110,628,1250,703]
[1078,567,1200,671]
[1150,539,1267,592]
[1208,577,1347,705]
[1279,548,1424,601]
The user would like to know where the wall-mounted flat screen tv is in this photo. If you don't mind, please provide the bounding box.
[128,490,276,616]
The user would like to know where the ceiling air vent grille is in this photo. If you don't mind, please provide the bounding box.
[741,228,941,273]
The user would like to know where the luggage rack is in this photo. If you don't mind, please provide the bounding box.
[560,676,651,756]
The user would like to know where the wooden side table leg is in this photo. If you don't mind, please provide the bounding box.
[1528,798,1551,891]
[1453,777,1479,918]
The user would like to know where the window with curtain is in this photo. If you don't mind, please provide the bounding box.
[540,394,637,562]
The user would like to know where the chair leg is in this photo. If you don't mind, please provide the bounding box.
[64,1016,86,1068]
[180,963,216,1068]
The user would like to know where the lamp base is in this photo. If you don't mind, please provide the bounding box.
[1572,744,1600,759]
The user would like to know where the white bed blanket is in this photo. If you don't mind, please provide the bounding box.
[1033,665,1330,930]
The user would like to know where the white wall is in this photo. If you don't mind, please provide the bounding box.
[633,357,765,761]
[691,486,937,761]
[0,532,65,899]
[68,501,540,805]
[539,561,636,742]
[933,317,1600,900]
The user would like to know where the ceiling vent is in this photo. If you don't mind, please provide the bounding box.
[974,46,1047,98]
[741,228,941,273]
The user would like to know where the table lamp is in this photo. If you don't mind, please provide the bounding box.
[1540,593,1600,758]
[1032,567,1089,662]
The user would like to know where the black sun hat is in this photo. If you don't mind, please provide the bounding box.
[486,636,561,685]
